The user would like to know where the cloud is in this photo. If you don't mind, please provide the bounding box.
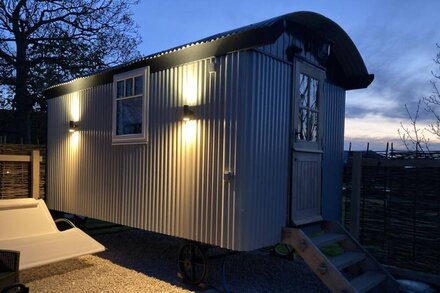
[344,113,440,150]
[344,1,440,120]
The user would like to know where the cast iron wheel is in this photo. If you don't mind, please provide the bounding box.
[178,242,208,285]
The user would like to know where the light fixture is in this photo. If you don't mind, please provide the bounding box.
[183,105,195,121]
[69,121,78,133]
[318,42,331,60]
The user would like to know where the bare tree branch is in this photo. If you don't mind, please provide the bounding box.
[0,0,141,143]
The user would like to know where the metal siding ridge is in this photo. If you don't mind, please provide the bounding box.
[47,56,242,249]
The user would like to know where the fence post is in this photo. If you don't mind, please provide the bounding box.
[31,150,40,199]
[350,152,362,240]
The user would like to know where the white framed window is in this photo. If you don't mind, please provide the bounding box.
[293,61,325,151]
[112,67,149,145]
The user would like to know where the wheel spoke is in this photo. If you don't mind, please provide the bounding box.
[191,264,196,282]
[190,244,195,263]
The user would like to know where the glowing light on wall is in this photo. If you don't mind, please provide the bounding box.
[71,93,80,122]
[70,131,80,151]
[183,120,197,145]
[69,93,81,150]
[182,66,198,105]
[181,65,199,144]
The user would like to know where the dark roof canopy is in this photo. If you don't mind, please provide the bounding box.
[44,11,373,98]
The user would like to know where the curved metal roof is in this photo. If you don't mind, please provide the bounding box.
[44,11,373,98]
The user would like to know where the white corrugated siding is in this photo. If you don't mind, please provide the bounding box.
[48,54,242,250]
[321,82,346,221]
[47,48,337,251]
[259,33,348,223]
[235,51,291,250]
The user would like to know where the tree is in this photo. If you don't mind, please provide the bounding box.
[398,100,431,153]
[399,44,440,153]
[0,0,141,143]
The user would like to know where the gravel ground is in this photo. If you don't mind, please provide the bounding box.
[21,229,328,292]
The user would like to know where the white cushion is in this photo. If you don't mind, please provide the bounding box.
[0,199,57,240]
[0,198,39,211]
[0,198,105,270]
[0,228,105,270]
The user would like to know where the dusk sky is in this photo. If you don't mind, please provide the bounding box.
[132,0,440,150]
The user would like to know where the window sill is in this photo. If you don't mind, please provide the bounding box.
[111,136,148,145]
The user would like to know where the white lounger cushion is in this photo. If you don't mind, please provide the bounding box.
[0,228,105,270]
[0,198,105,270]
[0,199,57,240]
[0,198,39,211]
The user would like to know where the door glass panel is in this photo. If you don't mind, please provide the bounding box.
[299,74,308,108]
[296,71,320,142]
[309,111,318,141]
[297,108,308,141]
[310,78,319,110]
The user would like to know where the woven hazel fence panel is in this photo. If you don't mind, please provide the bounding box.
[0,144,46,199]
[343,152,440,275]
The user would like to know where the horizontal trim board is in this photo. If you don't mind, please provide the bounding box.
[0,154,43,162]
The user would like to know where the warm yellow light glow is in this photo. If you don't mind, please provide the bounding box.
[69,94,80,149]
[182,66,198,105]
[71,93,80,122]
[183,120,197,144]
[70,131,80,150]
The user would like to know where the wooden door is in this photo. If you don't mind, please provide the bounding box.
[290,60,325,225]
[291,151,322,225]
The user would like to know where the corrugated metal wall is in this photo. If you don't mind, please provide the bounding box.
[48,54,243,250]
[321,82,346,221]
[47,39,347,251]
[235,51,291,250]
[258,33,347,223]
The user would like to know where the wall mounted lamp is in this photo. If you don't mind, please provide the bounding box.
[69,121,78,133]
[183,105,195,121]
[318,42,331,60]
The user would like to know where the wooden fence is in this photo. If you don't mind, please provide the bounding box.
[0,144,46,199]
[343,151,440,275]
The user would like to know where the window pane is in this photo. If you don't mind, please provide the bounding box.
[117,81,124,98]
[134,76,143,95]
[309,111,318,141]
[125,78,133,97]
[310,78,319,110]
[299,74,308,108]
[296,108,308,141]
[116,97,142,135]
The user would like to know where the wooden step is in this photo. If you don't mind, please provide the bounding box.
[284,222,399,293]
[351,271,386,293]
[312,233,346,247]
[330,251,366,270]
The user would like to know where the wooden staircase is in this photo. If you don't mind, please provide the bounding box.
[282,221,399,293]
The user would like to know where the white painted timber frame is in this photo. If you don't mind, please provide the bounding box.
[293,60,326,152]
[112,66,150,145]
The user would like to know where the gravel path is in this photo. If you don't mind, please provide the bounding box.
[21,229,329,292]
